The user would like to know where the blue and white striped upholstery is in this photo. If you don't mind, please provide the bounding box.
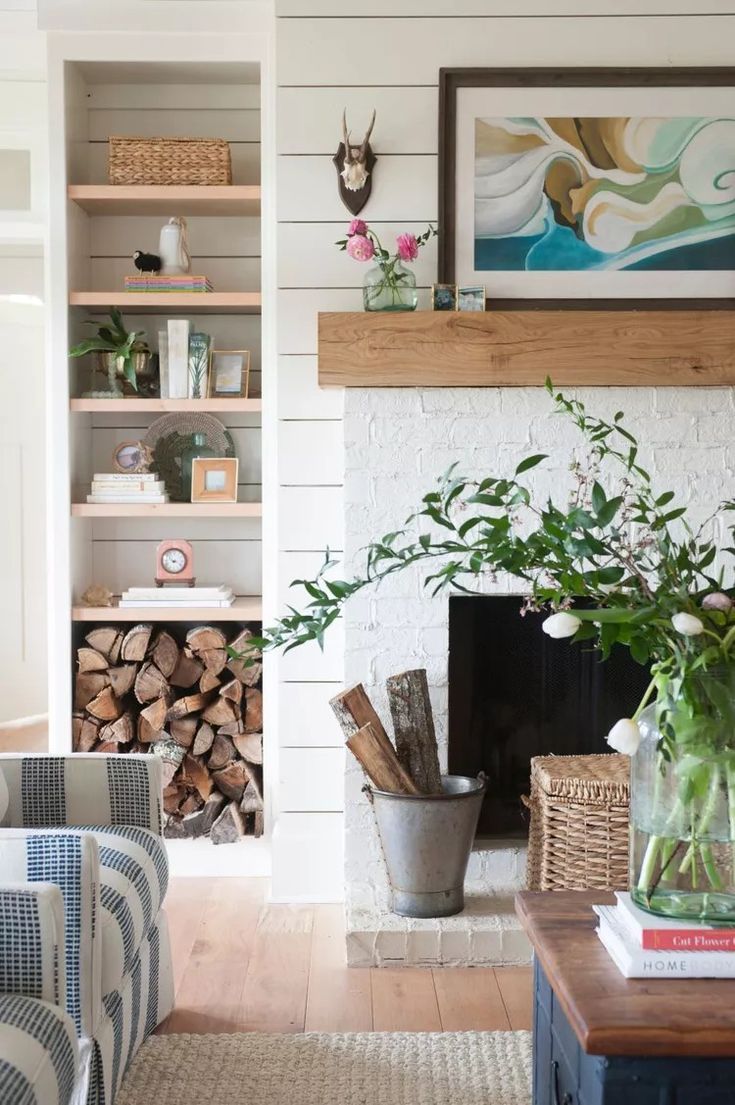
[0,756,174,1105]
[0,994,77,1105]
[0,883,66,1007]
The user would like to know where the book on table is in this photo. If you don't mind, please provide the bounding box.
[595,903,735,978]
[615,891,735,951]
[118,585,234,608]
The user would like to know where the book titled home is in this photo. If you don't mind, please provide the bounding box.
[595,904,735,978]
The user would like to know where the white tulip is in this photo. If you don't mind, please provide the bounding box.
[541,612,582,639]
[671,612,705,637]
[607,717,641,756]
[702,592,733,613]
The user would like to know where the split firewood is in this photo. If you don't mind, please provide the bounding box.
[97,740,120,754]
[167,692,212,720]
[330,683,402,769]
[170,651,204,688]
[170,716,197,749]
[138,715,162,744]
[120,623,153,663]
[386,669,442,794]
[139,694,170,734]
[226,628,263,685]
[151,631,179,678]
[72,713,83,747]
[192,721,215,756]
[86,686,122,722]
[208,732,237,771]
[199,670,221,693]
[220,678,243,705]
[233,732,262,764]
[240,777,264,814]
[152,737,185,789]
[253,810,264,838]
[183,754,213,800]
[134,662,169,705]
[108,664,137,698]
[74,672,109,710]
[182,791,225,837]
[243,686,263,733]
[212,759,249,802]
[99,712,134,744]
[77,648,108,673]
[210,800,247,844]
[163,783,186,815]
[77,716,101,752]
[85,626,122,661]
[180,793,203,817]
[186,626,227,675]
[201,695,238,727]
[346,722,420,795]
[217,718,245,737]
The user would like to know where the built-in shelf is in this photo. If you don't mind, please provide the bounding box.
[68,184,261,217]
[70,291,261,315]
[70,397,262,413]
[71,502,262,518]
[72,595,263,622]
[318,309,735,387]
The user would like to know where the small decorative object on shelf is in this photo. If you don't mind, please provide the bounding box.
[124,274,213,293]
[89,466,168,505]
[180,432,216,499]
[458,285,486,312]
[188,332,212,399]
[112,440,154,474]
[191,457,239,504]
[155,538,195,587]
[79,584,113,608]
[133,250,161,274]
[432,283,458,311]
[208,350,250,398]
[337,219,435,312]
[333,109,376,215]
[69,307,153,396]
[159,215,191,275]
[143,412,235,501]
[107,135,232,186]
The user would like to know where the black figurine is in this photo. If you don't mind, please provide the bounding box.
[133,250,162,273]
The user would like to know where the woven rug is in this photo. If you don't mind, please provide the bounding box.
[118,1031,532,1105]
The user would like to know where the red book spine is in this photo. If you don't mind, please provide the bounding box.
[642,930,735,951]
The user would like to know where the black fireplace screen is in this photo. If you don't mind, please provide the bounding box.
[447,595,650,837]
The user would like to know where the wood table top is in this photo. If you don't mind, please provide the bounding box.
[516,891,735,1058]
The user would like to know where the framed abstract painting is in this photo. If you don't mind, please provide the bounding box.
[438,68,735,302]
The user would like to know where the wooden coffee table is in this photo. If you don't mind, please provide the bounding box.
[516,891,735,1105]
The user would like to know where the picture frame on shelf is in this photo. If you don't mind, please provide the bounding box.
[458,285,486,312]
[208,349,250,398]
[438,66,735,302]
[432,283,458,312]
[112,440,154,474]
[191,456,239,503]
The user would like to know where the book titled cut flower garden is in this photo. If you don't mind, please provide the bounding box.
[241,380,735,926]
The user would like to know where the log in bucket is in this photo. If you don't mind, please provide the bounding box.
[367,774,487,918]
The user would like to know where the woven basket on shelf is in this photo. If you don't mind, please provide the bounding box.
[526,753,630,892]
[108,136,232,186]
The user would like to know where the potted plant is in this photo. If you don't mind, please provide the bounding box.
[242,381,735,925]
[337,220,436,312]
[69,307,152,394]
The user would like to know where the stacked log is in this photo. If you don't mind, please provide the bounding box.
[73,624,264,842]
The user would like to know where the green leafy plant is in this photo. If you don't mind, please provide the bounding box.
[69,307,149,391]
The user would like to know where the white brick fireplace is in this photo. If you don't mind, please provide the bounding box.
[342,385,732,965]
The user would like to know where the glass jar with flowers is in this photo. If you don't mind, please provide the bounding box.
[336,219,436,312]
[238,381,735,925]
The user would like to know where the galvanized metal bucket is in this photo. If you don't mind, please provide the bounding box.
[368,774,486,918]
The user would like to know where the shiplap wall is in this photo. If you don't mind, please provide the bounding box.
[273,0,735,901]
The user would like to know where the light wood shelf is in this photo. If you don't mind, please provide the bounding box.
[68,184,261,217]
[71,502,262,518]
[72,595,263,622]
[318,309,735,387]
[70,397,262,413]
[70,291,261,315]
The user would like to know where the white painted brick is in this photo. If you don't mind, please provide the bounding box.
[440,929,471,965]
[469,929,504,964]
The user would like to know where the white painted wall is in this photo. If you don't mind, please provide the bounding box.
[273,0,735,903]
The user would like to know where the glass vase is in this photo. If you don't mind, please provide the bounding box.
[630,671,735,924]
[179,432,215,502]
[363,260,418,312]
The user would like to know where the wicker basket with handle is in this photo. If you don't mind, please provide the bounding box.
[108,136,232,186]
[526,753,630,892]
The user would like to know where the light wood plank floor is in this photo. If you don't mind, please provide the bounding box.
[159,878,533,1034]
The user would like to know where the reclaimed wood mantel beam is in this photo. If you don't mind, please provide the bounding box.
[317,309,735,387]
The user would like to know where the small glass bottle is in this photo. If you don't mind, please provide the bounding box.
[179,432,215,501]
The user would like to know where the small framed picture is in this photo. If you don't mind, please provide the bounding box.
[208,349,250,399]
[432,283,458,312]
[112,439,153,474]
[458,285,486,312]
[191,457,239,503]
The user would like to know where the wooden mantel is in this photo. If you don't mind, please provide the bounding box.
[318,309,735,387]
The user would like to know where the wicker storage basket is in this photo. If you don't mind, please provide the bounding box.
[108,136,232,186]
[526,754,630,892]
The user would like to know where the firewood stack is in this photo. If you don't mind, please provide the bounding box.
[73,623,264,843]
[330,669,444,795]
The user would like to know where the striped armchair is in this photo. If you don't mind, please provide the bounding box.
[0,755,174,1105]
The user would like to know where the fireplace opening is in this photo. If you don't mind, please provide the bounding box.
[448,595,650,838]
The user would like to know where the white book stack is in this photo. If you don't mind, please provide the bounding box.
[87,472,169,504]
[594,893,735,978]
[119,585,235,609]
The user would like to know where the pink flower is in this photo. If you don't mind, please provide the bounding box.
[346,234,375,262]
[396,232,419,262]
[347,218,367,237]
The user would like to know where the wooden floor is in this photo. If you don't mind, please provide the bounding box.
[159,878,533,1034]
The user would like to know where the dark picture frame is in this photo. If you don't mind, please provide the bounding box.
[437,67,735,305]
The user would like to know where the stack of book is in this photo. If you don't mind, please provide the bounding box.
[595,892,735,978]
[119,585,235,609]
[87,472,168,505]
[124,274,213,293]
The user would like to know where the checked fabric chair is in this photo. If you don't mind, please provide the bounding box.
[0,754,174,1105]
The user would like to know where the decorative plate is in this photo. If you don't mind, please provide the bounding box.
[142,413,235,502]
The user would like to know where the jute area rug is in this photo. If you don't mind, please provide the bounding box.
[118,1030,532,1105]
